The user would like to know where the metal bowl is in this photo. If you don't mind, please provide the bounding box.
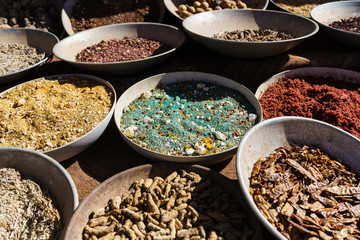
[61,0,165,36]
[0,74,116,162]
[53,23,186,75]
[182,9,319,58]
[311,1,360,48]
[0,28,59,84]
[164,0,269,21]
[0,147,78,240]
[236,116,360,240]
[64,163,264,240]
[114,71,263,166]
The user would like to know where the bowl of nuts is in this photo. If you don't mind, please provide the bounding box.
[310,1,360,48]
[236,116,360,239]
[182,9,319,58]
[0,74,116,162]
[114,71,262,165]
[0,28,59,84]
[53,23,186,75]
[64,163,264,240]
[164,0,268,20]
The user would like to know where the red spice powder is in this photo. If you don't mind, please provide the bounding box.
[259,76,360,138]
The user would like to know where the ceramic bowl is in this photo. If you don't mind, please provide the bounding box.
[64,163,264,240]
[311,1,360,48]
[236,116,360,239]
[0,28,58,84]
[53,23,186,75]
[61,0,165,36]
[114,71,263,165]
[164,0,268,20]
[182,9,319,58]
[0,74,116,162]
[0,147,78,240]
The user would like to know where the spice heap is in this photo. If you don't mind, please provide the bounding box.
[0,167,62,240]
[213,29,295,42]
[329,16,360,34]
[0,42,45,75]
[83,169,253,240]
[70,0,160,33]
[258,76,360,139]
[0,76,113,151]
[273,0,337,17]
[76,37,170,63]
[177,0,248,19]
[250,145,360,239]
[120,81,257,156]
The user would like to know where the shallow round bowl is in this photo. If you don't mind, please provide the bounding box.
[0,28,58,84]
[236,116,360,239]
[114,71,263,165]
[0,147,78,240]
[182,9,319,58]
[53,23,186,75]
[64,163,263,239]
[311,1,360,48]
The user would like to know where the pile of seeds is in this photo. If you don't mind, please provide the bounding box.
[0,167,62,240]
[120,81,257,156]
[329,16,360,34]
[83,169,253,240]
[250,145,360,239]
[0,76,113,151]
[0,42,45,75]
[75,37,170,63]
[213,29,295,42]
[273,0,337,17]
[177,0,248,19]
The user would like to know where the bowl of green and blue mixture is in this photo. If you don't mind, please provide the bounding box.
[114,71,263,165]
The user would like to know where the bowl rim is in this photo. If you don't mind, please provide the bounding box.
[114,71,263,163]
[310,0,360,37]
[53,22,186,65]
[235,115,360,240]
[182,9,319,44]
[0,73,116,157]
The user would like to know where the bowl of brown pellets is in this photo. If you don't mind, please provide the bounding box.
[64,163,264,240]
[0,147,78,240]
[0,28,59,84]
[182,9,319,58]
[53,22,186,75]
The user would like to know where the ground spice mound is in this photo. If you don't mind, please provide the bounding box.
[259,76,360,138]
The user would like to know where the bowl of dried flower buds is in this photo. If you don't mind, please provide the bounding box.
[164,0,268,20]
[114,71,262,165]
[0,147,78,240]
[53,23,186,75]
[64,163,264,240]
[311,1,360,48]
[0,74,116,162]
[236,116,360,240]
[0,28,59,84]
[182,9,319,58]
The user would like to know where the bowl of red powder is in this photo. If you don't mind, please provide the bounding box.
[255,67,360,139]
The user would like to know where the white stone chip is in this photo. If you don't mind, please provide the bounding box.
[124,125,138,138]
[140,91,152,99]
[214,131,226,141]
[248,113,257,122]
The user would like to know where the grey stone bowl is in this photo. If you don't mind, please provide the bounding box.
[53,23,186,75]
[0,147,79,240]
[236,116,360,240]
[182,9,319,58]
[310,0,360,48]
[64,163,264,240]
[0,28,59,84]
[113,71,263,165]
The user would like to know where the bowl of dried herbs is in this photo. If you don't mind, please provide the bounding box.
[236,116,360,239]
[182,9,319,58]
[0,147,78,240]
[114,71,262,165]
[0,28,58,84]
